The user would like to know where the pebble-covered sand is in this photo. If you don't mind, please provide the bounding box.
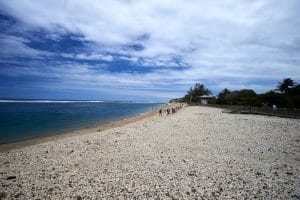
[0,106,299,199]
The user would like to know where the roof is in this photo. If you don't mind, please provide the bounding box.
[199,95,214,99]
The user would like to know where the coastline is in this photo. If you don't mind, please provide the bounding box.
[0,106,162,152]
[0,106,299,199]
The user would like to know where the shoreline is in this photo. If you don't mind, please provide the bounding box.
[0,106,162,152]
[0,106,299,199]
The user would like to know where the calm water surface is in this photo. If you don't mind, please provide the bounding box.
[0,101,162,143]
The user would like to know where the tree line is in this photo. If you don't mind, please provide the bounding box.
[179,78,300,108]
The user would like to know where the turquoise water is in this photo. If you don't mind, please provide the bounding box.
[0,101,162,143]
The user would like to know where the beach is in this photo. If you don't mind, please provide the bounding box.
[0,106,299,199]
[0,101,162,144]
[0,106,161,153]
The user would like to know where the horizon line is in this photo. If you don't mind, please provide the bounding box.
[0,99,164,104]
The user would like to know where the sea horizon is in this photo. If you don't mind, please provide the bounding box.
[0,99,164,104]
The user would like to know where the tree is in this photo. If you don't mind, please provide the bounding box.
[218,88,230,99]
[224,90,239,105]
[181,78,299,107]
[217,89,260,106]
[182,83,211,104]
[285,84,300,107]
[192,83,211,99]
[217,88,231,104]
[276,78,296,93]
[261,90,286,107]
[286,84,300,96]
[238,89,256,98]
[238,89,260,106]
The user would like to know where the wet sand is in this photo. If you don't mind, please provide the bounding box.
[0,106,299,199]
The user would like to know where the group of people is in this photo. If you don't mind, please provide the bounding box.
[158,103,184,116]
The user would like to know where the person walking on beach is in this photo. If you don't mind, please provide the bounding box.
[159,109,162,116]
[172,107,176,114]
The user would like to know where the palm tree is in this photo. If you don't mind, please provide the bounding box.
[276,78,296,93]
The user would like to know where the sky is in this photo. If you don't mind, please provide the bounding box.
[0,0,299,102]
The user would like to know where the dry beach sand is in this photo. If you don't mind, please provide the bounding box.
[0,106,299,199]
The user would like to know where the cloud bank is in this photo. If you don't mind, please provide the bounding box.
[0,0,299,101]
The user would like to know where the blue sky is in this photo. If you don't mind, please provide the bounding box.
[0,0,299,102]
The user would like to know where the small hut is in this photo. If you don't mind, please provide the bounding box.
[198,95,214,105]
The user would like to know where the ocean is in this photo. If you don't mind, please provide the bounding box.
[0,101,163,143]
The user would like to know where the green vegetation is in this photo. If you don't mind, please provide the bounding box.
[181,78,300,108]
[217,88,260,106]
[181,83,211,104]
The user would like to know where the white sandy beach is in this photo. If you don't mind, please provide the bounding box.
[0,106,299,199]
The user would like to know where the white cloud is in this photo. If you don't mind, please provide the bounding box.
[0,0,300,100]
[61,53,113,61]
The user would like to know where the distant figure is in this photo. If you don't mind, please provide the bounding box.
[172,107,176,114]
[272,104,277,112]
[167,108,170,115]
[159,109,162,116]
